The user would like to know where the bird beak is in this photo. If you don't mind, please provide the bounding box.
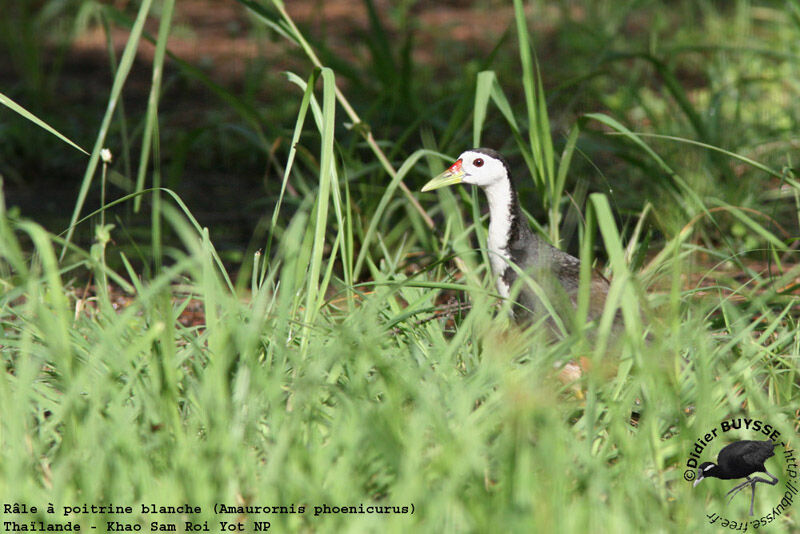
[421,159,465,192]
[693,475,703,488]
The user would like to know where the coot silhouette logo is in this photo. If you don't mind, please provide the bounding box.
[684,418,798,529]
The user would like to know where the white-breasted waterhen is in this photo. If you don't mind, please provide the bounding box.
[422,148,610,326]
[693,439,779,516]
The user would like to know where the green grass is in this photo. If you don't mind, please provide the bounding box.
[1,1,799,532]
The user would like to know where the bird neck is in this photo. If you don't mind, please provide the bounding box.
[706,464,723,478]
[483,178,529,269]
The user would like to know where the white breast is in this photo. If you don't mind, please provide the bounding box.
[487,228,510,298]
[484,181,514,298]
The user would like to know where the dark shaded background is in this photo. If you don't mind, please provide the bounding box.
[1,0,796,267]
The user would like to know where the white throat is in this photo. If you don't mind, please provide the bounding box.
[482,179,514,295]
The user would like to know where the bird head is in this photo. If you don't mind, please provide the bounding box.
[422,149,509,192]
[693,462,716,487]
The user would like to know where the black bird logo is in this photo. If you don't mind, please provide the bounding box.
[693,439,779,516]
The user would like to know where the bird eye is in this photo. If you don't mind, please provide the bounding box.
[474,158,484,167]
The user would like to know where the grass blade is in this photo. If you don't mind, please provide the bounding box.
[61,0,155,260]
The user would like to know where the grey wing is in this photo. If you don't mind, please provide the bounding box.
[548,247,582,295]
[722,441,775,472]
[523,241,595,295]
[739,441,776,466]
[527,241,612,321]
[505,240,582,316]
